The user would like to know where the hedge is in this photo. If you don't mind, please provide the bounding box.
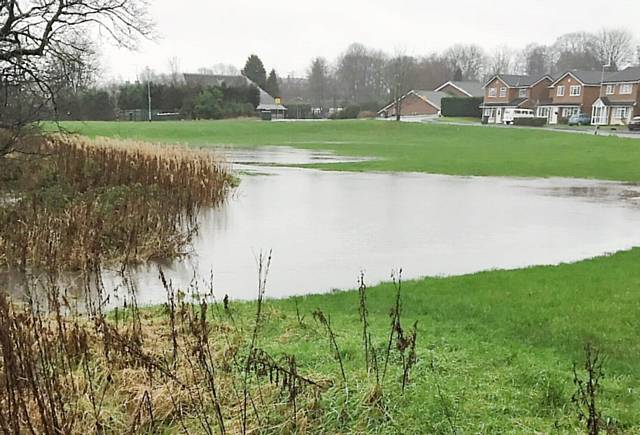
[441,97,483,118]
[513,117,547,127]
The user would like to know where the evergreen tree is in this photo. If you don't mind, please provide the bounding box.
[241,54,267,89]
[265,69,280,97]
[308,57,328,107]
[453,67,463,81]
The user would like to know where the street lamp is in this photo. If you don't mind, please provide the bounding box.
[146,66,152,122]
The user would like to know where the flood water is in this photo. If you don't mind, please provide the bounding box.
[7,147,640,304]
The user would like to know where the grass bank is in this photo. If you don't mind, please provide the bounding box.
[2,249,639,433]
[62,119,640,181]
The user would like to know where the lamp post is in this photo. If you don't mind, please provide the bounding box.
[146,66,152,122]
[598,61,611,125]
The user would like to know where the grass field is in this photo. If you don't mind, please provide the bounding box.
[235,247,640,432]
[62,119,640,181]
[35,119,640,432]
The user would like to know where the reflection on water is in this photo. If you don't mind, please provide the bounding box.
[5,147,640,305]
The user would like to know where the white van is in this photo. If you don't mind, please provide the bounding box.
[503,108,534,125]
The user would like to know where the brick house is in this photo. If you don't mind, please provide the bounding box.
[535,70,614,124]
[480,74,552,123]
[377,90,448,118]
[591,66,640,125]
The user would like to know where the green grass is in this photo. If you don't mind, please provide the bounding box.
[55,119,640,431]
[61,119,640,181]
[206,248,640,432]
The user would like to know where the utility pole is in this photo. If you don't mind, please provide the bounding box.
[146,66,152,122]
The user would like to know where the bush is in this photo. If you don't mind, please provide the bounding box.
[513,117,547,127]
[357,111,376,119]
[441,97,483,118]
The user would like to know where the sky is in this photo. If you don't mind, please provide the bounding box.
[99,0,640,82]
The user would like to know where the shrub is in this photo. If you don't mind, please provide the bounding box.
[441,97,483,118]
[513,117,547,127]
[357,111,376,119]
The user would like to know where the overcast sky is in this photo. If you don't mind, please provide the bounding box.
[100,0,640,81]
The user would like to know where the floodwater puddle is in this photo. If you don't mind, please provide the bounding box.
[6,147,640,305]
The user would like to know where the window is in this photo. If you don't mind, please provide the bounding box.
[488,87,497,97]
[537,107,550,118]
[615,107,629,119]
[484,108,492,117]
[557,85,565,97]
[570,85,581,96]
[518,88,527,98]
[620,84,633,95]
[499,87,507,97]
[606,84,615,95]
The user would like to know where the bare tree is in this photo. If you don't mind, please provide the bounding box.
[551,32,600,72]
[487,46,516,76]
[443,44,486,81]
[167,56,181,86]
[519,43,552,76]
[385,53,416,121]
[1,0,152,157]
[593,28,634,71]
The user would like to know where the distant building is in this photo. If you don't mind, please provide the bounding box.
[378,90,449,118]
[183,73,287,119]
[377,80,483,118]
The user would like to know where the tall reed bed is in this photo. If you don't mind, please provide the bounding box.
[0,135,232,271]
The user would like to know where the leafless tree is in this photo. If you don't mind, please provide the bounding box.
[443,44,486,81]
[1,0,152,157]
[518,43,552,76]
[593,28,635,70]
[385,53,416,121]
[487,45,517,76]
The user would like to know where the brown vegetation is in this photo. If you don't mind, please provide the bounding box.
[0,135,231,272]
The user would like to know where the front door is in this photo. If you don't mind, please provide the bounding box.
[496,108,502,124]
[550,109,559,125]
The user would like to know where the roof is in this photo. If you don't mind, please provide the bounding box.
[413,90,449,109]
[550,70,616,86]
[183,73,286,109]
[603,66,640,84]
[257,104,288,111]
[480,97,529,108]
[596,97,638,107]
[183,73,251,88]
[484,74,550,88]
[434,81,484,97]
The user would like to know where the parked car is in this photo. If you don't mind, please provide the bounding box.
[503,108,534,125]
[568,113,591,126]
[628,116,640,131]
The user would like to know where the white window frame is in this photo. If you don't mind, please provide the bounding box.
[620,84,633,95]
[499,87,507,98]
[537,107,550,118]
[615,107,629,119]
[557,85,565,97]
[488,87,497,97]
[518,88,527,98]
[606,84,615,95]
[569,85,581,97]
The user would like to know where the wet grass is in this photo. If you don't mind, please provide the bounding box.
[61,119,640,181]
[2,248,639,433]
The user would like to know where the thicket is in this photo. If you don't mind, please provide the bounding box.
[0,135,231,272]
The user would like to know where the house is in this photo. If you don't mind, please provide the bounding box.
[377,90,448,118]
[183,73,287,119]
[481,74,552,123]
[591,66,640,125]
[536,70,614,124]
[434,81,484,98]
